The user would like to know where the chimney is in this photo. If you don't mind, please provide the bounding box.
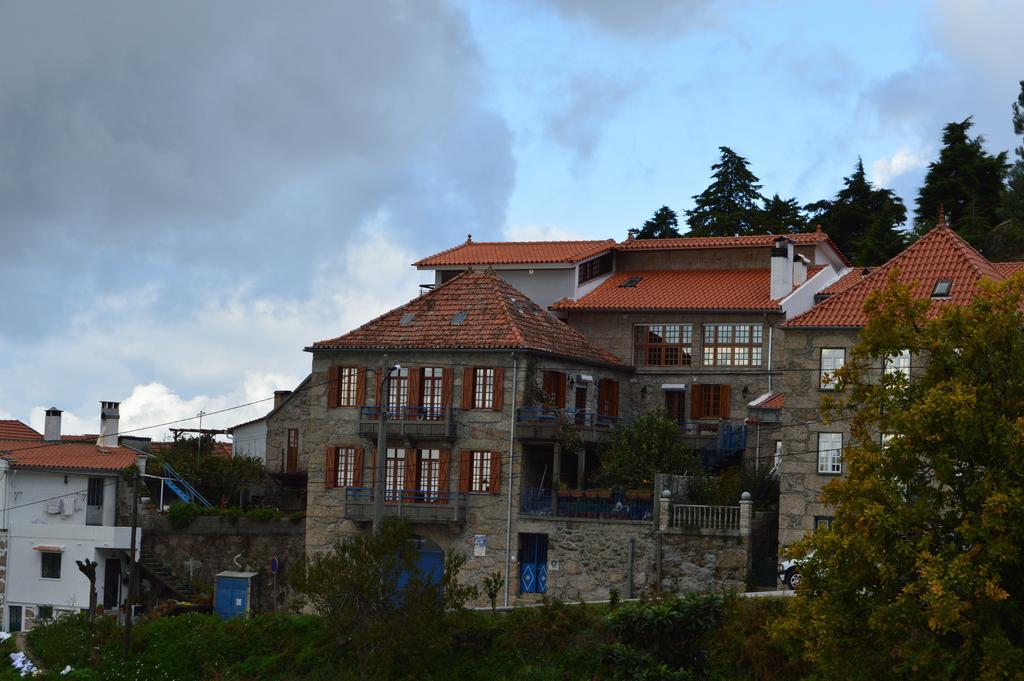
[98,401,120,448]
[44,407,62,442]
[793,253,810,287]
[273,390,292,410]
[770,237,794,299]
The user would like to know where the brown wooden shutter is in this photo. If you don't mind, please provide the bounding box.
[489,451,502,494]
[375,371,384,411]
[403,450,417,498]
[458,450,472,493]
[691,385,704,420]
[492,367,504,411]
[327,367,340,408]
[608,380,619,418]
[324,447,337,488]
[407,368,422,417]
[441,368,453,411]
[719,384,731,419]
[438,449,451,501]
[355,368,366,407]
[461,368,475,410]
[353,448,364,487]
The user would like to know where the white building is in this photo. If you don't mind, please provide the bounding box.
[226,416,267,464]
[0,404,143,631]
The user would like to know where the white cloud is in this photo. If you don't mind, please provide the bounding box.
[502,223,589,241]
[870,147,929,187]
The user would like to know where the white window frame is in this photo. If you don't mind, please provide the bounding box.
[885,349,911,379]
[473,368,495,409]
[334,447,356,488]
[819,348,845,390]
[817,432,843,475]
[470,451,492,493]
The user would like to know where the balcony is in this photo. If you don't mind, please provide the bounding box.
[519,487,654,522]
[358,406,458,441]
[515,407,618,444]
[342,487,467,525]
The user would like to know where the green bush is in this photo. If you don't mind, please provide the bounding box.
[166,502,283,528]
[707,596,806,681]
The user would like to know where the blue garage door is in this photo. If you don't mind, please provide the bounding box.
[214,577,249,619]
[396,538,444,593]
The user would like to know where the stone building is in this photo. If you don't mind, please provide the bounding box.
[777,221,1024,548]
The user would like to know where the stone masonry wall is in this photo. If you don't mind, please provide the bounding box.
[141,515,305,613]
[660,531,751,593]
[615,244,820,271]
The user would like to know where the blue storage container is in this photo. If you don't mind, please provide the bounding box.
[214,571,258,619]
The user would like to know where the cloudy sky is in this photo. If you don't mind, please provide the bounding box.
[1,0,1022,439]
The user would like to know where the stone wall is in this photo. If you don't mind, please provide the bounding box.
[0,532,6,616]
[141,515,305,613]
[614,244,820,271]
[659,531,751,593]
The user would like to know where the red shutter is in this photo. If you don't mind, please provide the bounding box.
[407,368,422,418]
[461,368,475,410]
[691,385,704,420]
[438,449,451,502]
[458,450,472,493]
[403,450,417,499]
[489,451,502,494]
[719,384,731,419]
[608,380,619,418]
[355,368,366,407]
[556,373,566,408]
[353,448,364,487]
[324,447,337,488]
[492,367,504,411]
[441,368,454,412]
[327,367,340,408]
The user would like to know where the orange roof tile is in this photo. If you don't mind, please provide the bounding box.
[0,420,41,440]
[0,439,138,471]
[820,268,875,295]
[994,262,1024,277]
[787,225,1006,328]
[616,232,851,265]
[551,267,824,312]
[414,239,615,267]
[310,270,624,366]
[749,392,784,409]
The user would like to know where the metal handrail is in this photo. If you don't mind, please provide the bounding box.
[162,463,213,508]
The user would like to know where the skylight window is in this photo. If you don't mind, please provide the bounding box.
[399,313,416,326]
[619,276,643,288]
[931,279,953,298]
[450,311,468,325]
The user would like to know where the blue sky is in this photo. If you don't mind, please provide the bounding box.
[0,0,1021,438]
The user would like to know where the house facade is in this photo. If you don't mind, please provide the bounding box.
[0,404,143,632]
[777,222,1024,547]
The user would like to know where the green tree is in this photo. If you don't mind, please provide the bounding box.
[775,273,1024,678]
[154,436,266,506]
[914,117,1009,249]
[989,81,1024,260]
[805,158,907,266]
[597,409,699,489]
[628,205,682,239]
[685,146,766,237]
[760,193,809,233]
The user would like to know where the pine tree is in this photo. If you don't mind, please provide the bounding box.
[685,147,765,236]
[628,205,681,239]
[805,158,907,266]
[760,194,809,233]
[914,117,1009,250]
[995,81,1024,237]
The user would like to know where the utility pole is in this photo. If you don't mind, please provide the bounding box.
[196,410,205,466]
[373,357,396,536]
[123,465,140,660]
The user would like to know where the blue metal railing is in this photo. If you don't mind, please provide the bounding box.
[343,487,466,505]
[519,487,654,521]
[516,407,620,429]
[359,406,454,421]
[162,463,213,508]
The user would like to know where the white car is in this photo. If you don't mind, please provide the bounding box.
[778,552,812,590]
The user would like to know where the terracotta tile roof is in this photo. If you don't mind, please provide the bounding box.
[414,239,615,267]
[994,262,1024,277]
[0,420,41,440]
[749,391,784,409]
[0,438,138,471]
[550,266,825,312]
[616,231,851,265]
[820,268,875,295]
[787,224,1006,328]
[310,269,624,366]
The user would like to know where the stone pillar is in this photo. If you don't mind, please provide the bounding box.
[739,491,753,535]
[658,492,671,532]
[551,443,561,515]
[576,448,586,490]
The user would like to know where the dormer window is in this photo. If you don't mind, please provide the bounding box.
[932,279,953,298]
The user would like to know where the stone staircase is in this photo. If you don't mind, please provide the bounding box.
[139,555,194,601]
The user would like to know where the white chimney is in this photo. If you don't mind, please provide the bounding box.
[44,407,62,442]
[793,253,810,287]
[770,237,794,299]
[98,401,120,448]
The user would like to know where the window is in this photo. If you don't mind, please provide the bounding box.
[36,606,53,622]
[690,384,730,419]
[474,368,495,409]
[819,349,846,390]
[817,433,843,474]
[885,350,911,379]
[664,390,685,423]
[327,366,364,408]
[578,252,613,284]
[462,367,504,411]
[702,324,764,367]
[418,449,441,502]
[387,368,410,416]
[597,378,620,418]
[469,451,492,493]
[41,552,61,579]
[773,441,783,470]
[541,370,566,408]
[285,429,299,473]
[385,448,406,501]
[932,279,953,298]
[619,275,642,288]
[814,516,834,530]
[421,368,444,418]
[329,447,358,488]
[634,324,693,366]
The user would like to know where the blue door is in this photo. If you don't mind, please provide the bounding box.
[396,538,444,593]
[519,533,548,594]
[214,577,249,619]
